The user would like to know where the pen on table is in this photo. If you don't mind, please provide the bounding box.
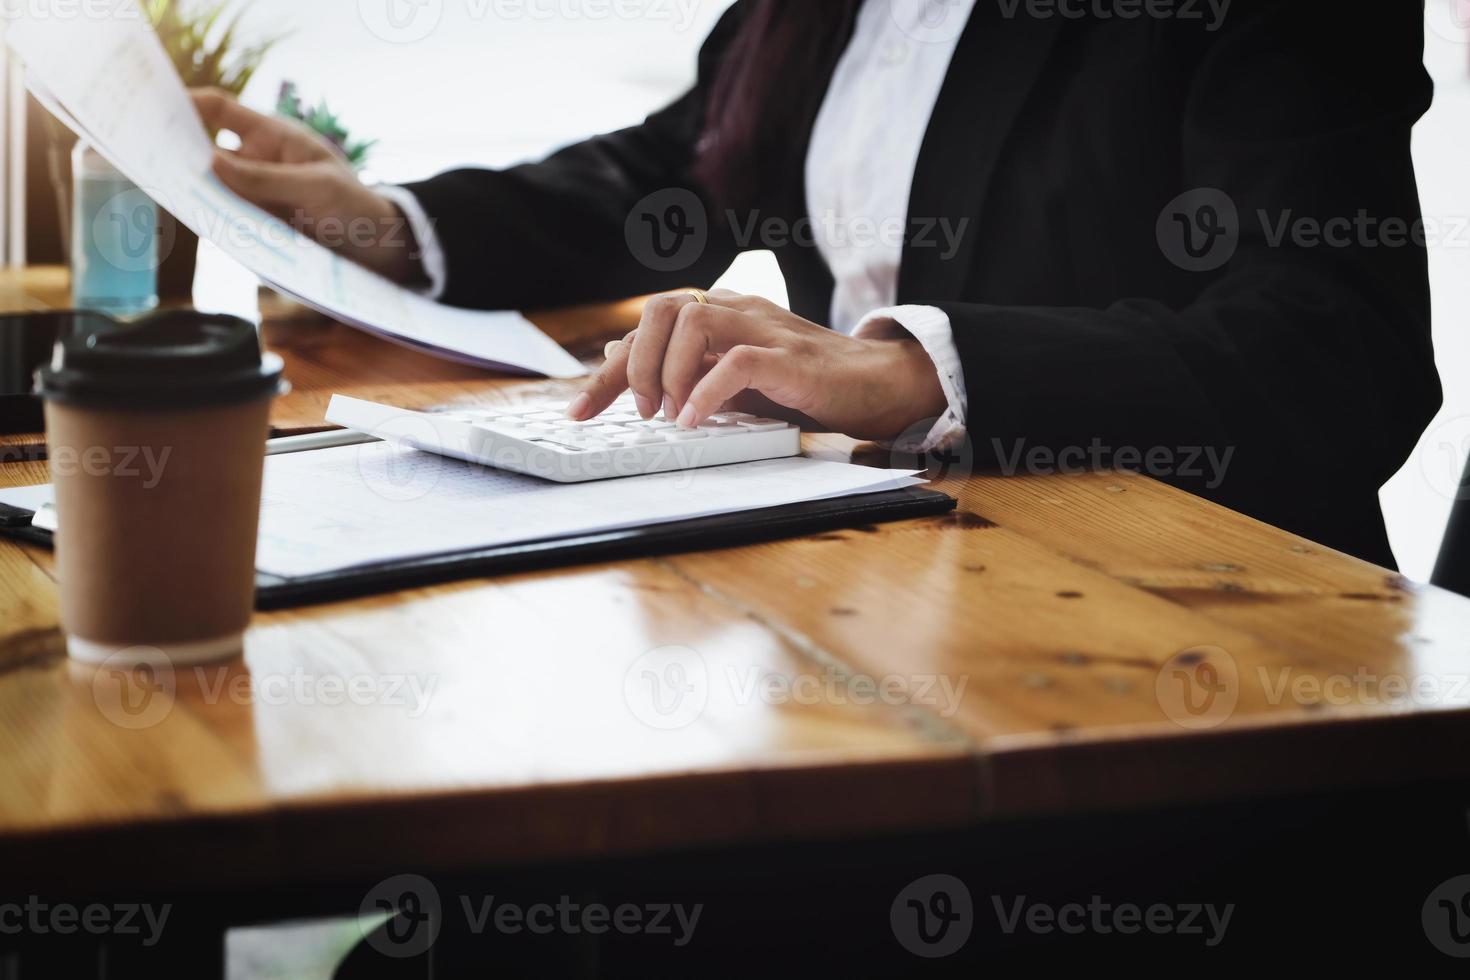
[267,429,379,456]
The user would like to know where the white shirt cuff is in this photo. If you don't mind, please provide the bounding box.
[852,304,969,453]
[375,184,448,301]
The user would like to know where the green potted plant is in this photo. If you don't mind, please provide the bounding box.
[276,82,377,172]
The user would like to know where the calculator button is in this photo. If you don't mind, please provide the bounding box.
[665,429,709,441]
[736,419,788,432]
[698,424,748,437]
[527,438,583,452]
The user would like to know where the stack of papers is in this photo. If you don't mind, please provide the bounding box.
[261,445,924,577]
[3,2,585,378]
[0,447,926,578]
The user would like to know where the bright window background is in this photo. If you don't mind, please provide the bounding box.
[238,2,735,182]
[225,2,1468,579]
[224,0,782,301]
[1386,17,1470,582]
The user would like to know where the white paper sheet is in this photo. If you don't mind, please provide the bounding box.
[4,3,585,379]
[0,451,926,578]
[0,483,54,517]
[255,445,926,577]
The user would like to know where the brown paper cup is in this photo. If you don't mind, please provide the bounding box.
[46,396,274,665]
[37,310,284,668]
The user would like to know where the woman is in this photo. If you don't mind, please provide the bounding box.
[192,0,1438,567]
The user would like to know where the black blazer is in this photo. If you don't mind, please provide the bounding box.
[405,2,1440,568]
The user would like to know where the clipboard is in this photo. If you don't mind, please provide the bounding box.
[0,486,957,610]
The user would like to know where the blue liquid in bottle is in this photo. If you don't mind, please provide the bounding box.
[71,144,159,318]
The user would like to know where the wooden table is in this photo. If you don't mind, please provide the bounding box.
[3,267,1469,964]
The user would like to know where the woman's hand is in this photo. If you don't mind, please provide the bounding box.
[189,88,421,284]
[569,289,948,443]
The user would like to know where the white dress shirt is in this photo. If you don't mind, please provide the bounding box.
[805,0,974,450]
[382,0,974,451]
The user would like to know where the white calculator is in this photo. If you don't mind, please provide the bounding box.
[326,394,802,483]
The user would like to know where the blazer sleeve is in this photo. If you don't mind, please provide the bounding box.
[945,8,1439,523]
[399,6,747,311]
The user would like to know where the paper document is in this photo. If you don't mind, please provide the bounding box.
[254,446,925,577]
[3,3,584,378]
[0,450,925,578]
[0,483,53,517]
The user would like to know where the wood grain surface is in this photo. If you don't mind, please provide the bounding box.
[3,265,1468,893]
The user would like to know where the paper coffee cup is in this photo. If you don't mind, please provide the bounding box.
[37,311,285,667]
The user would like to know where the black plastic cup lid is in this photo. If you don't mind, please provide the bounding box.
[36,310,285,410]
